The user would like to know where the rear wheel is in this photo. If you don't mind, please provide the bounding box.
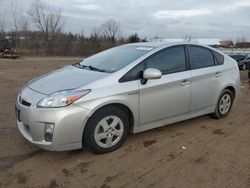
[211,89,234,119]
[83,106,129,154]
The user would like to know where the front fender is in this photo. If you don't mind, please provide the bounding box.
[76,93,140,129]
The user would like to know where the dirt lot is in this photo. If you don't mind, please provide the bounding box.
[0,57,249,188]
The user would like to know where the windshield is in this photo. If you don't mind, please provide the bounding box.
[76,45,154,73]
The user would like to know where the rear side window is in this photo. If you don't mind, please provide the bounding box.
[213,51,224,65]
[188,46,215,69]
[146,46,186,74]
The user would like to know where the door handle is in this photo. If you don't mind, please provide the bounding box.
[215,72,222,78]
[127,91,139,95]
[180,80,191,86]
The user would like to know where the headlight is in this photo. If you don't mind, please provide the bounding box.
[37,89,91,108]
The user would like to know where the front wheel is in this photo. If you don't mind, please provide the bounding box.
[83,106,129,154]
[211,89,234,119]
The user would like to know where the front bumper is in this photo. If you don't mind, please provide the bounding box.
[16,88,90,151]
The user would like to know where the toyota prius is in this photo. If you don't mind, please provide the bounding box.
[16,42,240,153]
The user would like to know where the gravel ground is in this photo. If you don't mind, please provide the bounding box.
[0,57,249,188]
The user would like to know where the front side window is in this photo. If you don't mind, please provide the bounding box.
[188,46,214,69]
[119,63,145,82]
[146,46,187,74]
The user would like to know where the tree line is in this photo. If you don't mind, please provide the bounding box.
[2,0,249,57]
[0,0,147,56]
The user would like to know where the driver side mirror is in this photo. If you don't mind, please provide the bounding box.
[141,68,162,85]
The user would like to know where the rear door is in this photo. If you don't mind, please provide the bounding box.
[187,45,223,111]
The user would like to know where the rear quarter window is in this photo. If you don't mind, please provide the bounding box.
[213,51,224,65]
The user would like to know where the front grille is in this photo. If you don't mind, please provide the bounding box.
[21,99,31,107]
[19,96,31,107]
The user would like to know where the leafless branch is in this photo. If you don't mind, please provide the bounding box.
[10,0,19,48]
[27,0,64,54]
[100,19,120,42]
[0,13,5,34]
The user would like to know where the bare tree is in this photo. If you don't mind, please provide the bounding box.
[18,16,29,32]
[184,35,192,42]
[10,0,19,48]
[100,19,120,43]
[0,14,5,34]
[149,36,160,42]
[0,1,6,39]
[235,36,248,48]
[128,33,140,43]
[27,0,64,54]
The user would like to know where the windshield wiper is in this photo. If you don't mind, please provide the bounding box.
[87,65,106,72]
[74,63,106,72]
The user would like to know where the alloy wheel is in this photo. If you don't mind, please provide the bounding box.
[219,94,232,115]
[94,116,124,148]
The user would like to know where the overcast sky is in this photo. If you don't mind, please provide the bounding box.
[1,0,250,40]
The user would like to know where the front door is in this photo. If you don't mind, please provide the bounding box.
[139,46,191,125]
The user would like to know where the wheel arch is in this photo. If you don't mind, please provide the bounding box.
[83,102,135,139]
[93,103,135,129]
[211,84,236,119]
[224,86,236,99]
[213,84,237,111]
[220,85,236,100]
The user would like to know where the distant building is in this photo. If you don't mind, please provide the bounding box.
[219,40,234,48]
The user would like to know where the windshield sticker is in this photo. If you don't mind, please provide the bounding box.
[136,47,153,51]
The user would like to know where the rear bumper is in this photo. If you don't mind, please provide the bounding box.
[16,101,90,151]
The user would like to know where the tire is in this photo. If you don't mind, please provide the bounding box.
[211,89,234,119]
[238,65,243,70]
[242,64,246,70]
[83,106,130,154]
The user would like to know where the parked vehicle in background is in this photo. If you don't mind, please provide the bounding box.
[0,40,19,59]
[16,42,241,154]
[229,54,250,70]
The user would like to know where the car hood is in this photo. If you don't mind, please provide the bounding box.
[28,65,109,95]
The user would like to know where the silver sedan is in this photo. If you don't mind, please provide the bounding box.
[16,42,240,153]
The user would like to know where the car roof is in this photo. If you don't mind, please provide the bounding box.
[122,42,227,56]
[126,41,207,48]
